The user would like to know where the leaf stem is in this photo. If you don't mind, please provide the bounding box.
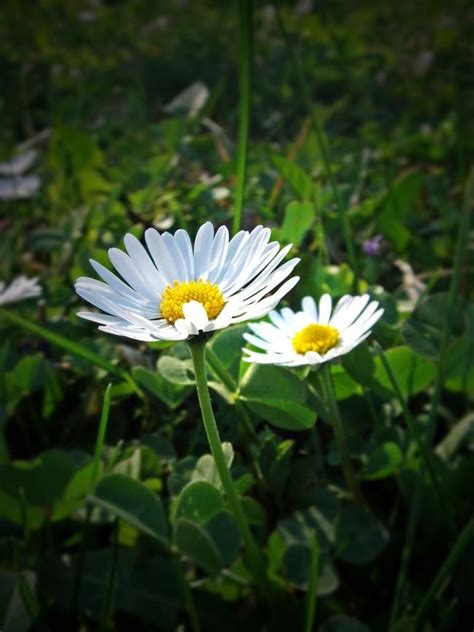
[188,340,266,587]
[274,7,359,285]
[99,519,119,632]
[320,365,366,506]
[304,530,320,632]
[232,0,252,235]
[373,343,451,524]
[426,167,474,443]
[415,517,474,625]
[92,384,112,485]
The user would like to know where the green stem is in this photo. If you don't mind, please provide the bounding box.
[99,519,119,632]
[274,7,359,285]
[373,343,451,523]
[92,384,112,486]
[320,365,366,506]
[426,167,474,443]
[232,0,252,235]
[389,479,423,626]
[304,530,320,632]
[0,309,144,399]
[188,340,266,586]
[415,517,474,625]
[172,556,201,632]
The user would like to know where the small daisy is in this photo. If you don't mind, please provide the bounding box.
[75,222,300,342]
[244,293,384,367]
[0,276,41,306]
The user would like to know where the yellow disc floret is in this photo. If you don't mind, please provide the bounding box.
[292,323,340,355]
[160,279,225,324]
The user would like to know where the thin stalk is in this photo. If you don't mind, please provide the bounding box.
[0,309,144,399]
[415,517,474,625]
[188,340,266,588]
[373,343,451,525]
[232,0,252,235]
[320,365,366,506]
[426,167,474,442]
[274,7,359,284]
[206,346,258,442]
[389,479,423,627]
[304,530,320,632]
[92,384,112,485]
[99,519,120,632]
[206,346,266,492]
[172,556,201,632]
[72,385,112,617]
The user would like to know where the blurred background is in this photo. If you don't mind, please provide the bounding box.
[0,1,473,631]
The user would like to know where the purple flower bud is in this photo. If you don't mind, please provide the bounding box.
[362,234,384,256]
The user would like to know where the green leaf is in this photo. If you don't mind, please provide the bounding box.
[281,200,314,246]
[174,518,222,575]
[319,614,370,632]
[0,570,36,632]
[90,473,168,544]
[335,506,388,565]
[0,310,136,386]
[174,480,225,525]
[342,344,375,386]
[372,346,436,398]
[240,364,315,431]
[156,355,195,385]
[376,171,424,251]
[132,366,191,409]
[271,154,314,199]
[362,442,404,480]
[190,442,234,490]
[205,510,241,567]
[402,293,465,358]
[330,364,362,400]
[39,550,181,629]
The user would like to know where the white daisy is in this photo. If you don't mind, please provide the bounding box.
[75,222,300,342]
[243,293,384,367]
[0,276,42,306]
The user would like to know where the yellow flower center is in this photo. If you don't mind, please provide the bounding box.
[160,279,225,324]
[292,323,340,355]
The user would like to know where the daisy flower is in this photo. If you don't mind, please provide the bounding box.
[244,293,384,367]
[75,222,300,342]
[0,276,41,306]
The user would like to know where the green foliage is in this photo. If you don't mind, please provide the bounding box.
[0,1,471,630]
[90,473,168,544]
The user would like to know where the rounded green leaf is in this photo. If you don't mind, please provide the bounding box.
[174,480,225,525]
[372,346,436,398]
[335,506,388,565]
[174,518,222,575]
[90,473,168,544]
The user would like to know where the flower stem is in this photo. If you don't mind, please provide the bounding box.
[320,365,365,506]
[188,340,266,586]
[232,0,252,235]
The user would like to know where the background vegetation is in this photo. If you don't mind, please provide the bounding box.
[0,1,473,630]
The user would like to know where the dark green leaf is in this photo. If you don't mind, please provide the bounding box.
[90,473,168,543]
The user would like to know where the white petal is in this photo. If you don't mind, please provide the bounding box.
[174,229,195,279]
[318,294,332,324]
[144,229,180,285]
[108,248,158,301]
[302,296,318,320]
[208,225,230,283]
[182,300,209,331]
[193,222,214,280]
[162,232,189,281]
